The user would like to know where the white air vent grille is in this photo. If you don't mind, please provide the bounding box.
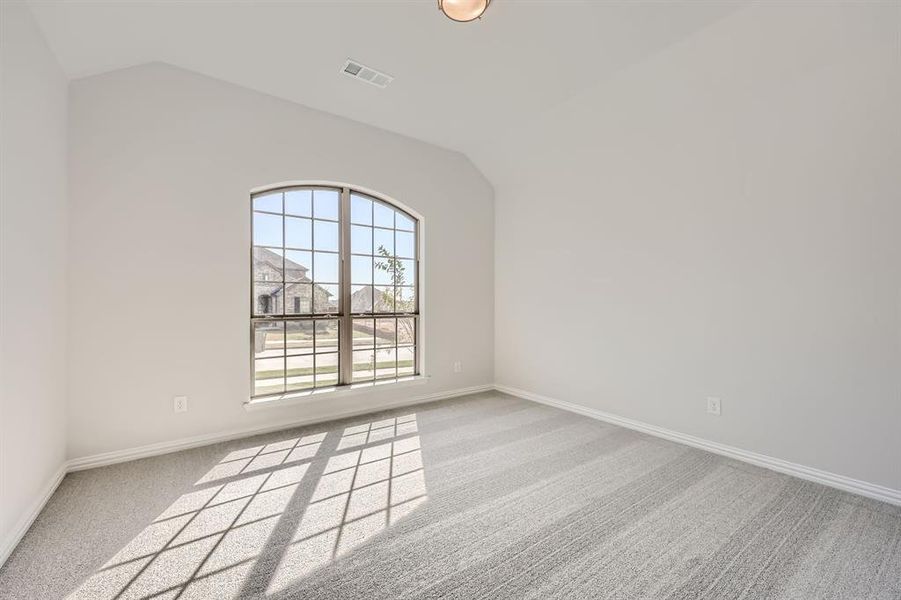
[341,59,393,89]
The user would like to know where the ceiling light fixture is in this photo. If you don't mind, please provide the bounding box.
[438,0,490,23]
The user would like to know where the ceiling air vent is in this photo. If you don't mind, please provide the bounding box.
[341,59,393,89]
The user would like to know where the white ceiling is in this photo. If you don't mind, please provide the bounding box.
[28,0,746,156]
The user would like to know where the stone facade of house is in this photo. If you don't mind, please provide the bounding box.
[253,247,334,314]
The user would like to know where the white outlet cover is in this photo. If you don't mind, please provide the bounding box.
[174,395,188,413]
[706,397,721,416]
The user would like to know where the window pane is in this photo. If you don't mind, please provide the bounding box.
[286,354,314,391]
[253,247,283,282]
[353,319,375,349]
[314,220,339,252]
[351,225,372,255]
[284,189,312,216]
[398,346,415,377]
[373,259,393,285]
[351,285,373,312]
[374,347,396,380]
[254,192,282,213]
[254,282,283,316]
[351,194,372,225]
[396,212,415,232]
[396,286,415,312]
[397,317,415,346]
[255,358,285,396]
[315,353,339,387]
[285,217,312,249]
[285,284,312,315]
[253,212,282,247]
[397,259,416,287]
[351,256,372,285]
[314,284,339,313]
[285,320,314,354]
[284,250,312,282]
[316,319,339,353]
[313,189,340,220]
[314,252,339,283]
[353,350,375,382]
[253,321,284,359]
[373,228,394,256]
[373,202,394,228]
[375,318,396,347]
[374,286,395,312]
[396,231,415,258]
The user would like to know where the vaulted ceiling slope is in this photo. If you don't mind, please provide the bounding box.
[28,0,746,158]
[468,1,901,187]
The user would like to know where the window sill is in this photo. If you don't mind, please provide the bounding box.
[244,375,431,412]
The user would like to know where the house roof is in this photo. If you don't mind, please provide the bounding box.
[255,247,333,298]
[255,247,308,278]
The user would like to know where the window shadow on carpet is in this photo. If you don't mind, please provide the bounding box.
[67,413,427,599]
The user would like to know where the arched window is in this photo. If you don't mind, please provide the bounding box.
[251,185,419,397]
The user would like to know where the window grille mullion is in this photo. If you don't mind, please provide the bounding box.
[339,187,354,386]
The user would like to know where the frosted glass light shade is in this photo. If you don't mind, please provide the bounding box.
[438,0,490,22]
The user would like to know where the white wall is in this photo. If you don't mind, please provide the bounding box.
[479,2,901,489]
[67,63,494,459]
[0,3,69,558]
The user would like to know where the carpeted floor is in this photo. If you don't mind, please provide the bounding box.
[1,391,899,599]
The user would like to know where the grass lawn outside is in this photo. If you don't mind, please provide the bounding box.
[256,359,415,380]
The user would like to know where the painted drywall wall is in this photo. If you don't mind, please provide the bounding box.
[0,3,69,557]
[479,2,901,489]
[67,63,494,459]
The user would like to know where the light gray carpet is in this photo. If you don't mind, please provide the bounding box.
[1,391,899,599]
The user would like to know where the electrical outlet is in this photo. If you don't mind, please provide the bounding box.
[174,396,188,413]
[453,361,462,373]
[706,397,721,416]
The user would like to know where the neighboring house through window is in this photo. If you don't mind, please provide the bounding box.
[251,186,419,397]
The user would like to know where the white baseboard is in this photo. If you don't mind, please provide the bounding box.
[67,383,494,472]
[0,463,67,567]
[495,384,901,507]
[6,381,896,570]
